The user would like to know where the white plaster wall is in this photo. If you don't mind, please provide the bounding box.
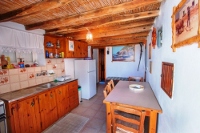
[93,49,99,82]
[64,59,75,79]
[106,45,145,78]
[146,0,200,132]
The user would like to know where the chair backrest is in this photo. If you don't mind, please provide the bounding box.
[128,76,144,82]
[103,84,112,98]
[110,103,146,133]
[108,79,115,90]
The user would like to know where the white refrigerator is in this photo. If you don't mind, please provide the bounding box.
[75,60,97,99]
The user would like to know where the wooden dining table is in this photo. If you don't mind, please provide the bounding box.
[103,81,162,133]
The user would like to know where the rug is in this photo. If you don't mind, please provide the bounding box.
[43,113,89,133]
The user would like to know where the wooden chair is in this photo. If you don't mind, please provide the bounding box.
[110,103,146,133]
[103,84,112,98]
[108,79,115,90]
[128,76,144,82]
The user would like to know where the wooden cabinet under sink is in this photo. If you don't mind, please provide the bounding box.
[6,80,78,133]
[9,96,41,133]
[39,89,58,131]
[55,83,69,118]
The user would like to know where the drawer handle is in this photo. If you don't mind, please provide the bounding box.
[31,100,35,107]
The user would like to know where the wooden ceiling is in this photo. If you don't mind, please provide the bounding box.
[0,0,163,47]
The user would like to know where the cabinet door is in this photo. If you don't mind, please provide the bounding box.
[56,84,69,118]
[11,96,41,133]
[81,42,88,57]
[74,41,81,57]
[65,39,75,57]
[68,80,79,111]
[39,90,58,131]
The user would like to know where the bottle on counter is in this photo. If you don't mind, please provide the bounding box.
[56,40,60,49]
[18,58,24,68]
[46,50,49,58]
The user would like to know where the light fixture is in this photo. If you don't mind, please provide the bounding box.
[107,47,110,55]
[86,29,93,42]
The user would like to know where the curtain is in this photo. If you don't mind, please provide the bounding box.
[0,26,44,53]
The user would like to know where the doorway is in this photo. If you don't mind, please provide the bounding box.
[98,48,105,83]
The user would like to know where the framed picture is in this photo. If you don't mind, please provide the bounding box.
[112,45,135,62]
[69,40,74,51]
[171,0,200,52]
[149,43,152,59]
[157,26,163,48]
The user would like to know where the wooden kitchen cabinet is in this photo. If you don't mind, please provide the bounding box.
[65,38,88,58]
[44,35,65,58]
[6,80,79,133]
[39,89,58,131]
[9,96,41,133]
[68,80,79,111]
[55,84,69,118]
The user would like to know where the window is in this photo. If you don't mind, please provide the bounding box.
[161,62,174,98]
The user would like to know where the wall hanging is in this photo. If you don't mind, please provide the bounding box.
[161,62,174,98]
[157,26,163,48]
[112,45,135,62]
[171,0,200,52]
[151,27,157,49]
[149,43,152,59]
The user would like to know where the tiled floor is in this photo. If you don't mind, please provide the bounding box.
[71,83,106,133]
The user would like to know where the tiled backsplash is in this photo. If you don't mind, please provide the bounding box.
[0,59,65,94]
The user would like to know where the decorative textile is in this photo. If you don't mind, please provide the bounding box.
[0,26,44,53]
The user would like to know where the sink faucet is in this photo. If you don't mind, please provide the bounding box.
[36,70,47,76]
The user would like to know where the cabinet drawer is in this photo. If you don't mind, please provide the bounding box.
[69,99,79,111]
[69,94,78,103]
[68,87,78,95]
[68,80,78,88]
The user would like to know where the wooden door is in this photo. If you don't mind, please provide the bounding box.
[55,84,69,118]
[11,96,41,133]
[39,90,58,131]
[99,48,105,82]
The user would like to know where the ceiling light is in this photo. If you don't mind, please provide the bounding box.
[86,29,93,42]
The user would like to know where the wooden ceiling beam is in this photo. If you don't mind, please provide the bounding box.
[47,13,156,34]
[96,33,148,40]
[0,0,73,22]
[71,25,151,40]
[88,38,145,45]
[25,0,162,30]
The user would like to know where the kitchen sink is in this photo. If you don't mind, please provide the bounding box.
[39,82,57,88]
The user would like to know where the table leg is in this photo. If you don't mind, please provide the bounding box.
[105,102,111,133]
[149,111,158,133]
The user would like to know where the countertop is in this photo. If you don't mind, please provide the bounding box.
[0,79,77,103]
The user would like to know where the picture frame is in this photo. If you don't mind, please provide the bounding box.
[157,26,163,48]
[171,0,200,52]
[149,43,152,59]
[112,45,135,62]
[69,40,74,51]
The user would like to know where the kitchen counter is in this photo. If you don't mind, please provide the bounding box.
[0,78,77,103]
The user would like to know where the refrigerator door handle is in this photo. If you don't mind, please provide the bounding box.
[87,70,95,73]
